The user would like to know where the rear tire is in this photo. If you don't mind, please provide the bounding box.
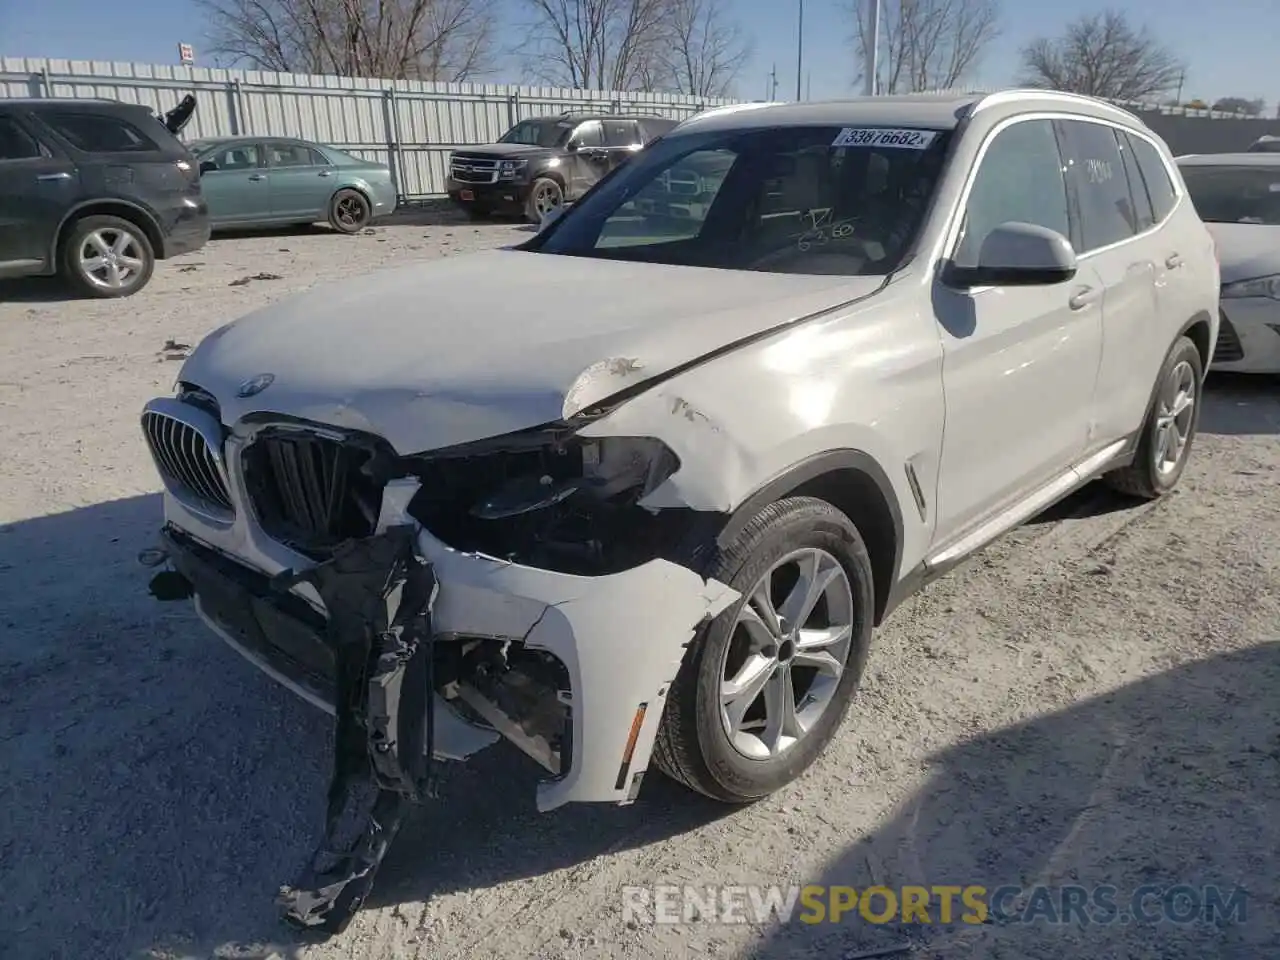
[653,497,875,803]
[328,188,371,234]
[1103,334,1203,499]
[60,215,155,299]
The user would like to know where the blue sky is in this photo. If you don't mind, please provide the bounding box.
[0,0,1274,107]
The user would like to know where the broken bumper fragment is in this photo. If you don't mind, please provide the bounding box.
[157,477,737,810]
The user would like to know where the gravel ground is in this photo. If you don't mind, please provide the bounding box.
[1,212,1277,960]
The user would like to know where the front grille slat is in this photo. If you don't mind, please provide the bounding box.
[242,431,382,559]
[141,406,234,518]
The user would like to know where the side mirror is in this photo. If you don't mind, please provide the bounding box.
[566,140,581,152]
[945,221,1078,288]
[199,159,218,174]
[538,204,566,233]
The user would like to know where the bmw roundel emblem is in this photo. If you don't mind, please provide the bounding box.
[236,373,275,398]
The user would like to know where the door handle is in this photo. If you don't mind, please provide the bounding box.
[248,173,267,181]
[318,170,334,177]
[36,172,72,181]
[1165,253,1183,269]
[1068,285,1100,311]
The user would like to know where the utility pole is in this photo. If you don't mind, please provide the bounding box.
[863,0,881,96]
[768,63,779,100]
[796,0,804,101]
[1174,69,1185,105]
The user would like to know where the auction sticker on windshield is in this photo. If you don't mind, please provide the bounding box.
[831,128,937,149]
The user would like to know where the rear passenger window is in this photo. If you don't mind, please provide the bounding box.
[269,143,326,167]
[1128,133,1178,222]
[603,120,641,148]
[0,117,43,160]
[1116,131,1155,231]
[954,119,1070,267]
[41,112,158,153]
[1057,119,1137,252]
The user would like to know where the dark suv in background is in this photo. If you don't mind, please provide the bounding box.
[446,112,679,222]
[0,96,209,298]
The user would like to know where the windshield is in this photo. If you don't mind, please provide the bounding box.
[1181,165,1280,224]
[530,124,951,275]
[500,119,570,148]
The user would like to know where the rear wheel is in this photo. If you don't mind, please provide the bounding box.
[524,177,564,224]
[328,188,371,234]
[61,215,155,299]
[654,497,874,803]
[1104,334,1203,499]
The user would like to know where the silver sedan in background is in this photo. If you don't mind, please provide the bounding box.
[1179,153,1280,373]
[189,136,397,234]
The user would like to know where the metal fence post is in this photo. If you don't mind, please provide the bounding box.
[508,92,519,129]
[231,79,246,135]
[382,88,402,203]
[225,80,240,135]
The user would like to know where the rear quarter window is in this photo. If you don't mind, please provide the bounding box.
[1127,134,1179,222]
[40,111,160,154]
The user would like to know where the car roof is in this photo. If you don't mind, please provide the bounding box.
[2,97,152,113]
[528,113,674,124]
[1176,153,1280,167]
[670,89,1148,136]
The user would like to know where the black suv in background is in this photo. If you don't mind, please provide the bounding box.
[0,96,209,298]
[446,112,679,222]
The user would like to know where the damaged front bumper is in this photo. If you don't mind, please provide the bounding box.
[156,477,738,811]
[151,477,737,932]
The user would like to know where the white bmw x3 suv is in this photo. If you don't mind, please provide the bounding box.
[140,90,1219,930]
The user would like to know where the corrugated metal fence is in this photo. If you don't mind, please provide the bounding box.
[0,58,735,199]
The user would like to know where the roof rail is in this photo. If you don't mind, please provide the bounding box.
[673,101,787,129]
[972,88,1146,126]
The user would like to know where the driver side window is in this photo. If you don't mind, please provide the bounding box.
[571,121,604,149]
[595,148,737,248]
[954,119,1070,267]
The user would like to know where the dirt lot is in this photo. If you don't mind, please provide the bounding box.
[1,212,1277,960]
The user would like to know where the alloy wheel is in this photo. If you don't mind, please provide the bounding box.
[335,195,365,228]
[1153,359,1196,477]
[719,547,855,760]
[533,183,561,218]
[78,228,146,291]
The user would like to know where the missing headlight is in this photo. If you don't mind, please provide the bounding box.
[402,431,694,574]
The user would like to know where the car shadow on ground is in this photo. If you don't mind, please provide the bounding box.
[0,493,733,959]
[1200,372,1280,436]
[0,276,79,303]
[744,642,1280,960]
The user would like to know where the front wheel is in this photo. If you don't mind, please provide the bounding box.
[524,177,564,224]
[653,497,875,803]
[61,215,155,298]
[1103,334,1204,499]
[328,188,371,234]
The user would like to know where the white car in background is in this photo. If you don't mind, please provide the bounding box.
[139,90,1219,933]
[1179,153,1280,372]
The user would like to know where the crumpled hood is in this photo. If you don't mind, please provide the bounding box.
[1207,222,1280,284]
[179,249,879,453]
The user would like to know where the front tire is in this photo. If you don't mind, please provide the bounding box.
[1104,334,1203,499]
[328,188,371,234]
[61,215,155,299]
[654,497,875,803]
[524,177,564,224]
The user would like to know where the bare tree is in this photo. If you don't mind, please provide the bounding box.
[656,0,752,98]
[1019,10,1185,102]
[198,0,497,81]
[518,0,670,90]
[849,0,1001,95]
[1212,96,1265,117]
